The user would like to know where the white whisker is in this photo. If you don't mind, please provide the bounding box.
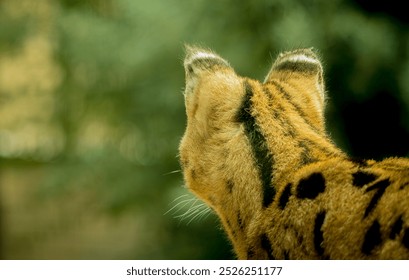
[164,197,196,216]
[163,170,182,176]
[166,191,212,225]
[176,203,204,220]
[187,207,212,225]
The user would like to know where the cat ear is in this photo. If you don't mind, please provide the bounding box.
[184,45,230,75]
[182,45,240,128]
[264,49,325,108]
[183,46,231,96]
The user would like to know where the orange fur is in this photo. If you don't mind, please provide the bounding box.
[179,46,409,259]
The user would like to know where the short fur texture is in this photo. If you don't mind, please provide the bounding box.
[179,46,409,259]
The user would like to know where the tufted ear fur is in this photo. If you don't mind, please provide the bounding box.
[264,49,326,119]
[182,46,243,137]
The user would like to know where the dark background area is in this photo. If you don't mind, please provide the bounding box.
[0,0,408,259]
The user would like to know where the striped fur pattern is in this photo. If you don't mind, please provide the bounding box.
[179,46,409,259]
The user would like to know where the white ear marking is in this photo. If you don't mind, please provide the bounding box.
[190,51,219,61]
[184,50,229,69]
[280,54,320,65]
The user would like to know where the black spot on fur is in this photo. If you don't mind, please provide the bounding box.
[237,213,245,231]
[296,232,304,245]
[236,81,276,208]
[261,233,275,259]
[362,220,382,255]
[225,219,236,238]
[400,182,409,190]
[284,250,290,260]
[352,171,378,188]
[390,215,403,239]
[296,172,326,199]
[190,168,196,180]
[279,183,292,210]
[364,179,390,218]
[226,180,234,193]
[247,249,255,259]
[403,228,409,249]
[314,211,326,256]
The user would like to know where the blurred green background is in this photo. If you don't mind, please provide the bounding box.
[0,0,408,259]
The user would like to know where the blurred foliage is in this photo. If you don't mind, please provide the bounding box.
[0,0,408,259]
